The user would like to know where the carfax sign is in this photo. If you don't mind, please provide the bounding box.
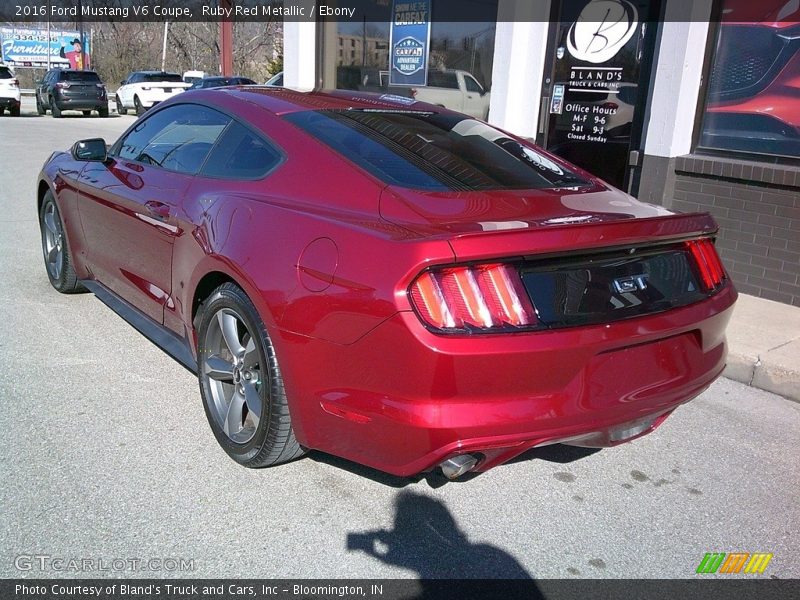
[389,0,431,86]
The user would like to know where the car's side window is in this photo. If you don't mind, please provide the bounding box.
[464,76,483,94]
[116,104,231,175]
[200,121,282,180]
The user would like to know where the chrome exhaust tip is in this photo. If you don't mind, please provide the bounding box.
[440,454,479,480]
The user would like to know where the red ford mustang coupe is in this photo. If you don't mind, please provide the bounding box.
[37,88,736,479]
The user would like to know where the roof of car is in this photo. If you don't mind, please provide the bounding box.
[211,87,435,116]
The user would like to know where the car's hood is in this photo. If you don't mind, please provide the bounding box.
[379,183,675,238]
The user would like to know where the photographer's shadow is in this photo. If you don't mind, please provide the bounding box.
[348,491,540,592]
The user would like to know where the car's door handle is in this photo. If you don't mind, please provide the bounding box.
[144,200,170,221]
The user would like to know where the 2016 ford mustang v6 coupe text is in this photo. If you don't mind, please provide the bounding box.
[37,88,736,479]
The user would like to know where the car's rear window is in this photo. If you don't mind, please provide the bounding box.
[0,67,13,79]
[284,110,590,191]
[63,71,101,82]
[142,73,183,83]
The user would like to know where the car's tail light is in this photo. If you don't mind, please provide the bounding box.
[56,82,71,89]
[410,88,418,98]
[410,263,536,332]
[686,238,726,291]
[10,79,19,88]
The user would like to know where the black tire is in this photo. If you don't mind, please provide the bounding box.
[134,96,145,116]
[39,190,84,293]
[197,283,305,468]
[116,96,127,115]
[36,97,45,115]
[50,98,62,118]
[0,107,4,116]
[82,110,91,116]
[98,106,109,118]
[11,104,20,117]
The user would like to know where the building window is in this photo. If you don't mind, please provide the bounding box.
[697,0,800,160]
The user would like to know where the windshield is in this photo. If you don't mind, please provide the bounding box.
[0,67,13,79]
[284,110,590,192]
[64,71,101,82]
[142,73,183,83]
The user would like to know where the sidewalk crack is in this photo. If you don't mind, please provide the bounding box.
[766,335,800,353]
[749,356,761,386]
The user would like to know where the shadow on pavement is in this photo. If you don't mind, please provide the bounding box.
[346,491,540,593]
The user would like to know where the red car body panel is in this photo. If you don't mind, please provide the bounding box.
[38,88,737,476]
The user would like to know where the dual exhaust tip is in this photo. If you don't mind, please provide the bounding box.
[439,454,480,480]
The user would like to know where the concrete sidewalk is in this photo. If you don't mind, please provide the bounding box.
[725,293,800,402]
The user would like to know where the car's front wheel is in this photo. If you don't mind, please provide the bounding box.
[36,96,45,115]
[39,191,84,293]
[50,98,62,118]
[134,96,145,116]
[197,283,305,468]
[116,96,127,115]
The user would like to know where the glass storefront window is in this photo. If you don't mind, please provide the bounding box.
[697,0,800,159]
[319,0,497,118]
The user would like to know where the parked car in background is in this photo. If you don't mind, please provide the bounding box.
[35,69,108,118]
[183,70,206,86]
[189,76,256,90]
[411,69,491,119]
[0,64,21,116]
[37,88,736,480]
[264,71,283,86]
[115,71,191,116]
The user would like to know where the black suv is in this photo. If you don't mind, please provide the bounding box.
[36,69,108,118]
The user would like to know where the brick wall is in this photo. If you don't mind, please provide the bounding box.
[670,156,800,307]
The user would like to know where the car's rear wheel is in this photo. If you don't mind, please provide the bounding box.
[82,110,91,116]
[197,283,305,468]
[39,191,84,293]
[98,106,109,118]
[11,104,20,117]
[0,107,4,116]
[50,98,62,118]
[134,96,145,116]
[36,96,45,115]
[116,96,127,115]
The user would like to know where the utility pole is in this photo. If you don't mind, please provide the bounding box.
[220,0,233,76]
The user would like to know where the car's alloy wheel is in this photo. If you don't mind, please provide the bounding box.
[198,283,304,467]
[134,96,145,116]
[39,191,83,293]
[116,96,127,115]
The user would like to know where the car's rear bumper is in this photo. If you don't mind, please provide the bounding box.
[54,95,106,110]
[280,283,737,476]
[0,96,20,108]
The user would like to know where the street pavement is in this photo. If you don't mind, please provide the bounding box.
[1,99,798,580]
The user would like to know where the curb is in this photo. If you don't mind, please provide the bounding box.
[724,353,800,403]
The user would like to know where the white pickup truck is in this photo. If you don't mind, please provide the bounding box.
[115,71,191,115]
[411,69,491,120]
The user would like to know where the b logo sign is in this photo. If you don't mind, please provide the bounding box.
[566,0,639,64]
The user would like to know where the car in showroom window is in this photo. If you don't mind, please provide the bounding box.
[36,88,737,479]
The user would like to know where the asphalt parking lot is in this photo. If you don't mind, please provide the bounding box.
[1,98,798,580]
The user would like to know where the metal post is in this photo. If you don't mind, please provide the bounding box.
[78,0,85,69]
[162,21,169,71]
[46,0,51,70]
[220,0,233,76]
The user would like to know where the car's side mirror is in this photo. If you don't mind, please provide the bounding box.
[72,138,108,162]
[120,80,126,86]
